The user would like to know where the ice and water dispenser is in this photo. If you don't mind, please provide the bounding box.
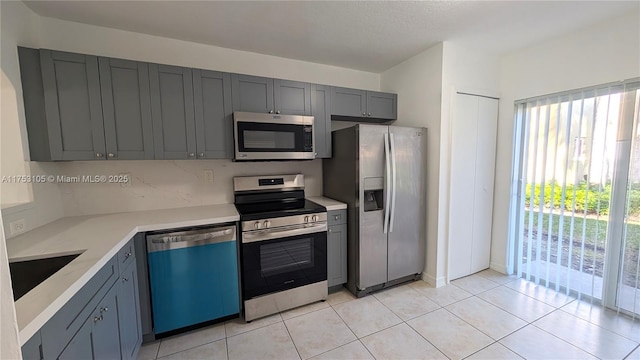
[363,177,385,212]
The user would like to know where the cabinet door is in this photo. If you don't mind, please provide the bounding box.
[311,85,332,158]
[58,319,93,360]
[91,289,121,360]
[40,49,106,160]
[149,64,196,159]
[274,79,311,115]
[231,74,274,113]
[21,331,41,360]
[331,87,366,118]
[193,69,234,159]
[366,91,397,120]
[117,262,142,360]
[327,224,348,287]
[99,58,154,160]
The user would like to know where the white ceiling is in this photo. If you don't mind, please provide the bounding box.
[24,1,639,73]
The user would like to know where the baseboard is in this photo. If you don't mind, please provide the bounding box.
[490,262,508,275]
[421,272,447,288]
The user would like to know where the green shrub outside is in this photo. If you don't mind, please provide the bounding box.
[525,181,640,216]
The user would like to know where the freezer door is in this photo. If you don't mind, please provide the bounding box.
[387,126,427,281]
[358,124,390,290]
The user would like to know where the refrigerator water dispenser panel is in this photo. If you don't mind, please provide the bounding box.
[364,190,384,212]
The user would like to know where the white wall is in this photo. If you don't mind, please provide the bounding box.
[54,159,323,216]
[492,12,640,273]
[441,42,501,276]
[381,43,444,286]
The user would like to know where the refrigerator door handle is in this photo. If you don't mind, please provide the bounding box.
[389,133,397,232]
[383,132,391,234]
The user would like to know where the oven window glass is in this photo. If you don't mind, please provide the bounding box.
[260,238,313,277]
[243,130,295,149]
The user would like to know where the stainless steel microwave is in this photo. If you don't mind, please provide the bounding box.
[233,112,315,161]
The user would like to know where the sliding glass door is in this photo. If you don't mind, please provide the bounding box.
[509,79,640,316]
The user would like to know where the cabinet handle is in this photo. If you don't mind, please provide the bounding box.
[198,153,205,158]
[362,112,366,116]
[107,153,115,158]
[100,307,108,313]
[96,153,104,158]
[122,277,129,283]
[93,315,103,323]
[335,215,340,220]
[188,153,195,158]
[276,110,281,114]
[367,113,372,117]
[268,110,274,114]
[125,251,132,259]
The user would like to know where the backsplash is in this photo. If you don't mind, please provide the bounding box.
[53,159,323,216]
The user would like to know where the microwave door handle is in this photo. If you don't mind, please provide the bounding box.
[389,132,397,233]
[383,132,391,234]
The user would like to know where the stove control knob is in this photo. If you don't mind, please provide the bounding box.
[254,221,261,229]
[304,216,309,223]
[263,220,270,228]
[312,215,318,222]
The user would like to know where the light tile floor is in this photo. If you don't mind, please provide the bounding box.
[138,269,640,360]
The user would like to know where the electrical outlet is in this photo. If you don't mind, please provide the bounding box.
[9,219,26,235]
[204,170,214,184]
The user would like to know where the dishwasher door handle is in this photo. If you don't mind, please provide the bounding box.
[147,225,236,252]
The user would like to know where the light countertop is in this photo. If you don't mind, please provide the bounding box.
[6,204,239,345]
[307,196,347,211]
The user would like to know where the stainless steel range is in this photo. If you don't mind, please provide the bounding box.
[234,174,327,321]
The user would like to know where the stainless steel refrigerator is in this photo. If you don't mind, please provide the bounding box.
[323,124,427,297]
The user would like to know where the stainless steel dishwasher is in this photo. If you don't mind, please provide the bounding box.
[146,224,239,336]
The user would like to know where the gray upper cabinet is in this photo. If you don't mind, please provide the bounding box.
[99,58,154,160]
[311,84,331,158]
[232,74,311,115]
[22,48,107,161]
[331,86,397,121]
[193,69,234,159]
[274,79,311,115]
[366,91,397,120]
[149,64,197,159]
[331,87,366,118]
[231,74,274,113]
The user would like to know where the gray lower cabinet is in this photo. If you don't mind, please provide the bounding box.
[21,331,42,360]
[116,261,142,360]
[193,69,234,159]
[58,286,120,360]
[331,87,397,121]
[311,85,332,158]
[98,57,154,160]
[327,209,348,287]
[231,74,311,116]
[149,64,197,159]
[28,238,141,360]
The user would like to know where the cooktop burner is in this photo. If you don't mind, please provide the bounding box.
[233,174,326,221]
[235,198,325,221]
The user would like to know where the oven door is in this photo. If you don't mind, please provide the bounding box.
[241,223,327,299]
[233,112,314,160]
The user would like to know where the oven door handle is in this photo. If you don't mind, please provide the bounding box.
[242,222,327,243]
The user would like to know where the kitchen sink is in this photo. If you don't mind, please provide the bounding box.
[9,253,83,301]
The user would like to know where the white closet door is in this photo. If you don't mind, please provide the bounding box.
[449,94,479,280]
[470,96,499,273]
[449,93,499,280]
